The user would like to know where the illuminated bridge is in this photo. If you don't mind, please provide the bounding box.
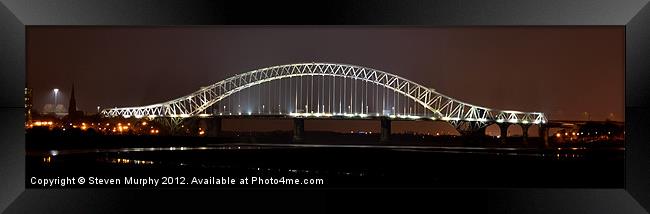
[101,63,547,142]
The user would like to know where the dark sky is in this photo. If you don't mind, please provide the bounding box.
[27,27,624,134]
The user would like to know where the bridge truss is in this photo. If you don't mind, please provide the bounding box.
[101,63,546,133]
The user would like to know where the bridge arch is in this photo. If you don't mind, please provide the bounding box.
[101,62,546,131]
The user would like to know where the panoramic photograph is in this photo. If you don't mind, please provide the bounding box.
[25,27,624,188]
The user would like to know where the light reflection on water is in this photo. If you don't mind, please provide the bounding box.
[107,158,155,165]
[33,143,616,164]
[38,143,545,157]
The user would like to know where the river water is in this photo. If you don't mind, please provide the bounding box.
[26,143,623,188]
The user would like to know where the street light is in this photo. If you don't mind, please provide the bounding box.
[53,88,59,113]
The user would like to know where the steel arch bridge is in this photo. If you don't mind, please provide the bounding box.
[100,62,546,133]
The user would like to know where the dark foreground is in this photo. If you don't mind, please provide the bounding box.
[26,133,623,189]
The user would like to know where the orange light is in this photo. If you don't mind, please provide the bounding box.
[556,133,561,138]
[142,122,147,126]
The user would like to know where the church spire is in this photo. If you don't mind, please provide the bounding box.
[68,83,76,114]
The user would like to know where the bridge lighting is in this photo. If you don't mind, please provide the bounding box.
[198,114,210,117]
[101,63,547,132]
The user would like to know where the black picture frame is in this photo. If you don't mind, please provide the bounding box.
[1,0,649,213]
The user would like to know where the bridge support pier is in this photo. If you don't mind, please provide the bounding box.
[293,118,305,142]
[538,124,549,148]
[520,124,531,145]
[200,117,222,137]
[380,118,391,143]
[498,123,511,144]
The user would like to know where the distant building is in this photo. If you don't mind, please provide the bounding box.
[66,84,84,122]
[25,87,33,124]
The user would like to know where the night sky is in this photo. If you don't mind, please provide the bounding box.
[27,27,624,135]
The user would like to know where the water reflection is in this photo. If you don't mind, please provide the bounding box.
[42,156,52,163]
[104,158,155,165]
